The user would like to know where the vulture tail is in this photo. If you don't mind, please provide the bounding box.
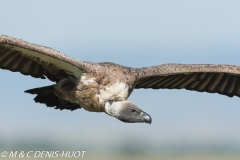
[25,85,81,111]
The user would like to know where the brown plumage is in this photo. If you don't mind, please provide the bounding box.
[135,64,240,97]
[1,34,240,124]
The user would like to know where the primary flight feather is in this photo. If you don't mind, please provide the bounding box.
[1,34,240,124]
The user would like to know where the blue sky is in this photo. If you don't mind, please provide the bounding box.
[1,0,240,154]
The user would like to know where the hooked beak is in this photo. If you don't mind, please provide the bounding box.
[142,112,152,124]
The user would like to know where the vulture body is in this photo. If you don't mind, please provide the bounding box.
[1,34,240,124]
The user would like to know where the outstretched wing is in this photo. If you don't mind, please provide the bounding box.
[0,35,91,82]
[134,64,240,97]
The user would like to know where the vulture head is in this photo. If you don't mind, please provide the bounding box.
[104,100,152,124]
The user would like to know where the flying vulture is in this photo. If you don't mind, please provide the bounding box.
[1,35,240,124]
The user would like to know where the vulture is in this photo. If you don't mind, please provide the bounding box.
[1,34,240,124]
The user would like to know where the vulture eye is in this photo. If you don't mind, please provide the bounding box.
[130,109,136,113]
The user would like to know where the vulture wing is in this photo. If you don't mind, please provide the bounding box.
[0,34,98,111]
[0,34,91,82]
[134,64,240,97]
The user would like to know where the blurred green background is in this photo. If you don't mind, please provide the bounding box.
[1,0,240,159]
